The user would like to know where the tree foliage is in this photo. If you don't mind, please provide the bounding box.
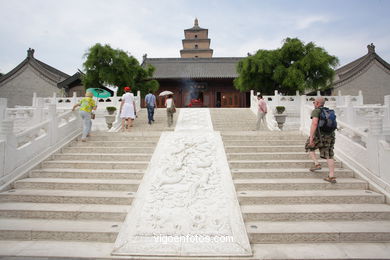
[234,38,339,95]
[82,43,159,96]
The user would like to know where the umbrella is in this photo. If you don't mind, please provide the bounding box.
[86,88,111,98]
[159,90,174,97]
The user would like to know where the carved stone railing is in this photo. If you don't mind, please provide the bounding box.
[2,91,142,133]
[0,104,81,191]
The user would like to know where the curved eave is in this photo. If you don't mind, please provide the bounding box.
[0,57,69,85]
[334,53,390,86]
[0,58,29,84]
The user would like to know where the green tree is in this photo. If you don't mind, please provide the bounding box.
[234,38,339,95]
[82,43,159,96]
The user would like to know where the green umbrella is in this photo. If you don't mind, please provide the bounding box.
[86,88,111,98]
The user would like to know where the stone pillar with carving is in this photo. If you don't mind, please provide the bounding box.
[383,95,390,132]
[357,90,364,105]
[72,92,77,106]
[0,120,17,178]
[344,95,354,126]
[0,98,7,122]
[367,116,383,177]
[299,95,308,133]
[52,92,57,105]
[48,104,58,146]
[32,98,45,125]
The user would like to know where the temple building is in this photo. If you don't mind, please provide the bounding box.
[331,43,390,104]
[0,49,70,107]
[143,19,249,108]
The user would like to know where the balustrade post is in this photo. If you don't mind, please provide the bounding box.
[72,92,77,105]
[336,91,344,106]
[344,95,354,126]
[32,98,44,125]
[299,95,307,133]
[383,96,390,132]
[367,117,383,177]
[0,120,17,178]
[52,92,57,104]
[48,104,58,146]
[136,91,141,112]
[358,90,364,105]
[0,98,7,122]
[32,93,37,107]
[317,91,321,96]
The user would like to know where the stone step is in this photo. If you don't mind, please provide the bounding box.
[71,140,157,147]
[87,135,159,141]
[229,160,342,169]
[0,202,128,221]
[30,168,144,179]
[0,189,134,205]
[0,218,120,242]
[41,160,149,169]
[1,240,390,260]
[238,190,384,205]
[222,135,306,141]
[250,243,390,260]
[228,152,311,160]
[234,178,367,191]
[241,204,390,221]
[89,131,161,137]
[224,140,305,146]
[53,153,152,161]
[225,145,303,153]
[14,178,141,191]
[232,168,354,179]
[246,221,390,243]
[63,146,155,154]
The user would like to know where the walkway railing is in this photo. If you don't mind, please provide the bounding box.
[0,102,81,191]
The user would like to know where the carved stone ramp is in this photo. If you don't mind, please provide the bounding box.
[112,108,252,256]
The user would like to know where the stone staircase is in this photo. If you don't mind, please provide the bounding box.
[0,108,390,259]
[223,130,390,259]
[0,131,165,258]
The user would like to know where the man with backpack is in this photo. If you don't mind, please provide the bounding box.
[305,96,337,183]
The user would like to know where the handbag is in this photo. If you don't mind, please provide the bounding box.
[91,112,96,120]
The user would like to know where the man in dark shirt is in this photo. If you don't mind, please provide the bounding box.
[305,97,336,183]
[145,90,157,125]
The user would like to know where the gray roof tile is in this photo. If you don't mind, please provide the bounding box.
[144,57,243,79]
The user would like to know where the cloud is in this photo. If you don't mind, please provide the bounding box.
[296,15,332,29]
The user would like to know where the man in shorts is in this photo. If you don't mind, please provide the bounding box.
[305,96,336,183]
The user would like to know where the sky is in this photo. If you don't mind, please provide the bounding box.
[1,0,389,75]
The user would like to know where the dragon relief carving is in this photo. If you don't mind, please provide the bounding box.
[135,133,231,237]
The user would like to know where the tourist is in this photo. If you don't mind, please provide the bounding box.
[256,94,267,130]
[165,94,176,127]
[145,90,157,124]
[72,91,97,142]
[305,97,336,183]
[119,86,136,132]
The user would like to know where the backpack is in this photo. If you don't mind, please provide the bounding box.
[318,107,337,133]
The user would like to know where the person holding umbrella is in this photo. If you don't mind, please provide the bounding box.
[120,86,136,131]
[72,91,97,142]
[165,94,176,127]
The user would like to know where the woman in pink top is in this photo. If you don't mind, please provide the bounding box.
[256,94,268,130]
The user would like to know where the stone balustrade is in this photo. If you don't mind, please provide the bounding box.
[250,90,390,192]
[0,103,82,191]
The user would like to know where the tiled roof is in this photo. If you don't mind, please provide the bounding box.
[143,57,243,79]
[333,44,390,87]
[0,49,69,85]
